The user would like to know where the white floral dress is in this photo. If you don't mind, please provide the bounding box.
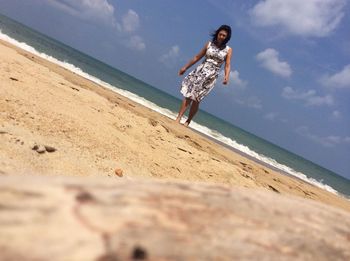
[180,42,230,102]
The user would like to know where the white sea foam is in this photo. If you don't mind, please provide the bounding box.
[186,121,339,194]
[0,30,339,196]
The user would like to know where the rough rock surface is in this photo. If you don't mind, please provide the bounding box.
[0,174,349,261]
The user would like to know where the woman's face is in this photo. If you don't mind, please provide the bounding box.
[217,30,228,44]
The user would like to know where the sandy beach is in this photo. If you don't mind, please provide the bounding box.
[1,39,350,212]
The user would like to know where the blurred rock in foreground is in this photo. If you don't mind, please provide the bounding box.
[0,174,349,261]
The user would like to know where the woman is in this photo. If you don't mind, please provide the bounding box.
[175,25,232,126]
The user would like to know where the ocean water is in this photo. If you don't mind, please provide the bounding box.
[1,14,349,198]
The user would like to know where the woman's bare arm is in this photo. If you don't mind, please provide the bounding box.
[178,42,209,75]
[223,47,232,85]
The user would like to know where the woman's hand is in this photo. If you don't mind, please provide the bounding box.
[178,42,209,76]
[178,67,186,76]
[223,77,229,85]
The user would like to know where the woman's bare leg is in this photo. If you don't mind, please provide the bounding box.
[184,100,199,126]
[175,98,192,123]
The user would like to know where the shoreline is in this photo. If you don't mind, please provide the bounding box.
[0,32,345,198]
[203,131,347,196]
[1,39,350,212]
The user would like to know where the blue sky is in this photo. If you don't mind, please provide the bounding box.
[1,0,349,179]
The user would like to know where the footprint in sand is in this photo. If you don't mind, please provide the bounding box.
[268,185,280,193]
[113,122,132,132]
[148,119,170,133]
[148,119,158,127]
[177,147,192,155]
[176,135,203,149]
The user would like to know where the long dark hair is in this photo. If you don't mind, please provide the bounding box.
[211,25,231,49]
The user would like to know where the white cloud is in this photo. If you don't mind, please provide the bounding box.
[115,10,144,51]
[296,126,349,147]
[128,35,145,51]
[159,45,180,65]
[246,97,263,109]
[250,0,346,37]
[322,64,350,89]
[256,48,292,78]
[236,96,263,109]
[282,87,334,106]
[264,112,279,121]
[217,71,259,109]
[122,9,139,32]
[230,70,248,88]
[219,70,247,88]
[46,0,116,26]
[46,2,145,53]
[331,110,342,119]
